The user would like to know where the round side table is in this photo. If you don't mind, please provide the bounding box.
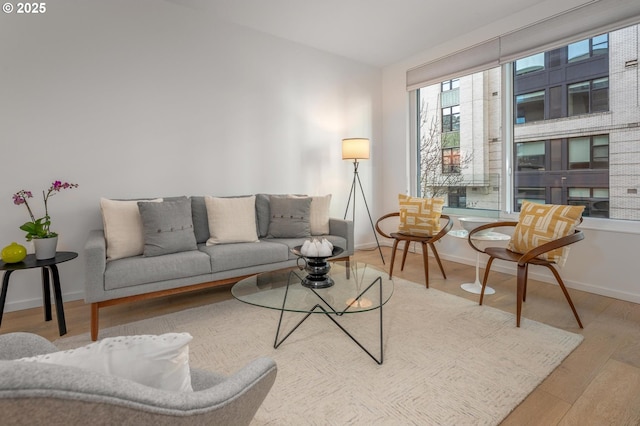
[448,230,510,295]
[0,251,78,336]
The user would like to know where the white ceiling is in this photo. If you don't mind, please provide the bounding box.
[165,0,594,67]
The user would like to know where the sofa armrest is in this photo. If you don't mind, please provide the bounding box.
[84,229,107,302]
[329,218,354,256]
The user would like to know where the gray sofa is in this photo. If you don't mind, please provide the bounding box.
[0,332,277,426]
[85,194,354,340]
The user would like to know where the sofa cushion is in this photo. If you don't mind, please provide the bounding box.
[200,240,290,273]
[267,196,312,238]
[310,194,332,235]
[104,250,212,290]
[138,197,197,257]
[100,198,163,261]
[205,195,259,245]
[17,333,193,392]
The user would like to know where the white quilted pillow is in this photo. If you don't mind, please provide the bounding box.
[17,333,193,392]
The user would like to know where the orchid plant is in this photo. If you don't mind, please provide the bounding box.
[12,180,79,241]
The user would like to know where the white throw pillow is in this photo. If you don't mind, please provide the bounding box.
[310,194,331,235]
[100,198,162,260]
[205,195,259,245]
[17,333,193,392]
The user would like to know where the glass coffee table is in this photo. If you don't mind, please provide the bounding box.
[232,262,394,364]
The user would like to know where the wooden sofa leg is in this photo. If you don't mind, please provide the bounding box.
[91,303,99,341]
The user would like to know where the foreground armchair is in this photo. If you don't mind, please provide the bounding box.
[0,332,277,426]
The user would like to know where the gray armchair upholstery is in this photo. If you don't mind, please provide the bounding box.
[0,332,277,426]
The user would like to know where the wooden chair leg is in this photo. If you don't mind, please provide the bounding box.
[545,264,584,328]
[400,241,410,271]
[388,239,400,279]
[421,242,429,288]
[479,257,495,306]
[429,243,447,279]
[516,264,527,327]
[523,264,528,302]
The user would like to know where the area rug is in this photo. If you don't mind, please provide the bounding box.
[56,278,583,425]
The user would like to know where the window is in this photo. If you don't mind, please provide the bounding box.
[415,23,638,220]
[568,39,590,62]
[568,188,610,218]
[515,188,546,209]
[417,66,502,208]
[442,148,460,174]
[515,53,545,75]
[448,187,467,208]
[568,78,609,116]
[442,106,460,132]
[568,34,609,62]
[592,34,609,56]
[515,91,544,123]
[441,79,460,91]
[516,141,545,170]
[568,135,609,169]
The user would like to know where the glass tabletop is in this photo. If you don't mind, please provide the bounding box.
[232,262,394,314]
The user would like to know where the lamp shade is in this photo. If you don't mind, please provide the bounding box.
[342,138,370,160]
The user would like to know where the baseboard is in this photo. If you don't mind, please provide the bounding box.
[3,290,85,313]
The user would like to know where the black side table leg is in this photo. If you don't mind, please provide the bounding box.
[42,267,52,321]
[48,265,67,336]
[0,271,13,327]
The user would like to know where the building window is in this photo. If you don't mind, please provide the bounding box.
[568,188,609,218]
[441,79,459,91]
[442,148,460,174]
[442,106,460,132]
[568,78,609,116]
[568,135,609,169]
[568,34,609,62]
[515,52,545,75]
[515,188,546,209]
[448,187,467,208]
[516,141,546,170]
[515,90,545,123]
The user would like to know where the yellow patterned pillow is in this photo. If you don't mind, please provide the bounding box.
[508,201,584,266]
[398,194,445,236]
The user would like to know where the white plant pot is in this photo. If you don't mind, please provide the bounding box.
[33,236,58,260]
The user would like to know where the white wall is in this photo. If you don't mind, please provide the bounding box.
[379,2,640,304]
[0,0,382,311]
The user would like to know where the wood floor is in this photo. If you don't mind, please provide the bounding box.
[2,246,639,425]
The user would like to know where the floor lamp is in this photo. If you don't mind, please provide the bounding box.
[342,138,385,264]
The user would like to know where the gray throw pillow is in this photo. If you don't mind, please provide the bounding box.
[138,197,198,257]
[267,196,312,238]
[190,196,210,244]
